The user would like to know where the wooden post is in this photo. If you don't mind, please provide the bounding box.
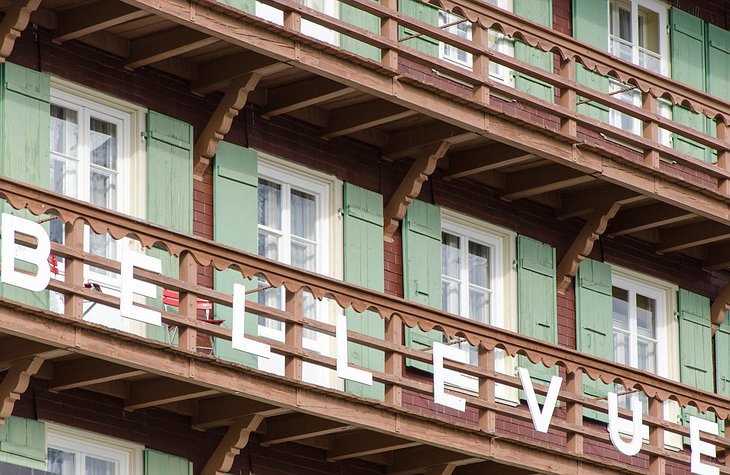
[177,251,197,352]
[63,220,84,319]
[565,368,583,454]
[717,121,730,196]
[477,346,495,433]
[648,396,665,474]
[472,24,489,105]
[284,10,301,33]
[558,58,576,137]
[643,92,660,169]
[285,289,303,381]
[384,314,403,407]
[380,0,398,70]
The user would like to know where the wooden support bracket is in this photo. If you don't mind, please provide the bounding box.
[0,356,44,423]
[0,0,41,61]
[193,73,261,179]
[425,464,457,475]
[200,414,265,475]
[556,201,622,294]
[383,141,450,241]
[711,282,730,332]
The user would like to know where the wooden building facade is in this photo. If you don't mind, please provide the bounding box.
[0,0,729,473]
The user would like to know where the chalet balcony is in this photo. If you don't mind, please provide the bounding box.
[0,173,728,474]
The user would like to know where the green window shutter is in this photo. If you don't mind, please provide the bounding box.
[144,449,192,475]
[212,142,259,368]
[343,183,384,400]
[575,259,613,421]
[572,0,609,122]
[145,111,193,343]
[706,24,730,99]
[513,0,553,102]
[403,199,442,372]
[341,1,381,61]
[0,417,46,470]
[217,0,254,14]
[398,0,438,56]
[0,62,51,310]
[517,235,557,386]
[678,289,715,438]
[670,8,711,163]
[715,311,730,397]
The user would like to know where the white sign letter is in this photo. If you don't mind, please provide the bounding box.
[518,367,562,433]
[1,213,51,292]
[120,250,162,325]
[689,415,719,475]
[433,342,468,412]
[607,392,645,456]
[232,283,271,359]
[335,314,372,385]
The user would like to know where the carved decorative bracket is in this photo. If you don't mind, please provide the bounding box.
[556,201,622,294]
[0,356,44,424]
[0,0,41,61]
[711,283,730,332]
[200,414,265,475]
[383,141,450,241]
[193,73,261,179]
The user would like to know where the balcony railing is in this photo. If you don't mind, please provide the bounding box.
[205,0,730,196]
[2,175,730,473]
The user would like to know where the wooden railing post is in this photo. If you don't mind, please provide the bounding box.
[477,346,495,433]
[472,24,490,105]
[284,9,302,33]
[716,121,730,196]
[384,314,403,407]
[648,396,665,474]
[380,0,398,70]
[565,368,583,455]
[643,92,660,169]
[63,220,84,319]
[177,251,197,352]
[558,58,577,137]
[285,289,304,381]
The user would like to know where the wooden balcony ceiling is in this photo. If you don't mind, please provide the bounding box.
[2,0,730,267]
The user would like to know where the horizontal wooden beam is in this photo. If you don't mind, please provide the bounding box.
[454,461,530,475]
[192,51,288,96]
[0,0,41,61]
[125,378,218,410]
[703,243,730,271]
[322,100,416,139]
[383,141,450,240]
[387,446,483,475]
[125,27,218,69]
[53,0,147,43]
[0,356,44,423]
[327,431,420,461]
[426,464,457,475]
[0,338,68,370]
[445,143,533,180]
[201,415,264,475]
[384,123,478,160]
[260,414,350,446]
[557,186,643,219]
[607,203,695,237]
[193,396,289,430]
[502,164,594,201]
[262,77,352,118]
[49,359,145,392]
[657,220,730,254]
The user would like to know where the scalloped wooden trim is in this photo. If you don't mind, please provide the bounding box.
[383,141,450,241]
[0,0,41,61]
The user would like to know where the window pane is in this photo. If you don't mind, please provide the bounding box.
[291,239,316,271]
[442,279,460,315]
[258,179,282,229]
[85,456,116,475]
[612,286,629,329]
[637,338,656,373]
[441,232,460,278]
[290,189,316,240]
[48,448,76,474]
[619,7,631,41]
[613,330,630,365]
[258,231,279,260]
[50,105,78,157]
[468,241,489,289]
[90,118,117,170]
[90,170,116,209]
[469,288,489,323]
[636,293,656,337]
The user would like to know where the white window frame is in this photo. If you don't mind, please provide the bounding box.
[255,0,338,45]
[608,0,669,76]
[440,209,517,404]
[46,423,143,475]
[255,154,343,389]
[49,78,147,333]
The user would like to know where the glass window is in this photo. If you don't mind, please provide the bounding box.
[609,0,667,75]
[46,425,141,475]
